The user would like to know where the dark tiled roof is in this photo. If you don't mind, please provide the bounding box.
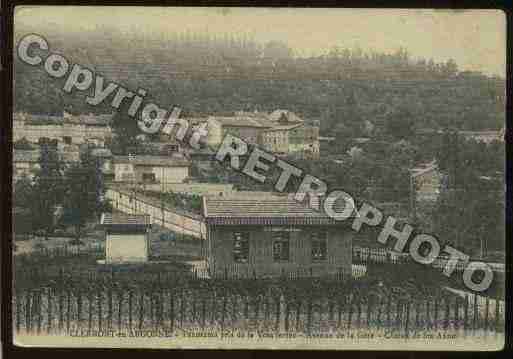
[263,123,303,132]
[91,148,113,158]
[203,194,355,225]
[208,116,275,128]
[100,212,151,226]
[16,112,113,126]
[13,150,79,163]
[13,150,39,163]
[269,110,303,123]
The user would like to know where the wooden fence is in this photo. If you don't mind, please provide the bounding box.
[13,271,505,336]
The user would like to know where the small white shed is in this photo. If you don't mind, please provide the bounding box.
[100,213,151,263]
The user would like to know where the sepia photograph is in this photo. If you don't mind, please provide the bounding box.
[10,6,506,350]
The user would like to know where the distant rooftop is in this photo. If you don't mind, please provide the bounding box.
[14,112,114,126]
[113,154,189,167]
[208,115,275,128]
[100,212,151,228]
[269,109,303,123]
[90,148,113,158]
[13,149,79,163]
[203,194,354,225]
[263,123,303,132]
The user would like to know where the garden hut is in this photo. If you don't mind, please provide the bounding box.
[100,212,151,263]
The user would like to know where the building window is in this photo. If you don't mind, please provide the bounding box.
[63,136,72,145]
[233,232,249,263]
[311,231,327,261]
[142,173,156,182]
[273,232,290,261]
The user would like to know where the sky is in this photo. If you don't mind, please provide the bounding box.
[14,6,506,77]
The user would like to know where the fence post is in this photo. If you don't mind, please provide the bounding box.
[15,291,21,333]
[376,298,382,326]
[199,290,206,328]
[473,294,478,331]
[170,290,175,332]
[25,290,31,333]
[348,296,353,330]
[31,288,38,333]
[274,294,281,332]
[192,290,197,323]
[454,297,459,329]
[47,287,53,333]
[254,295,260,321]
[328,297,334,322]
[463,294,469,331]
[296,299,302,332]
[357,297,362,327]
[117,290,123,330]
[405,301,410,336]
[264,294,269,322]
[307,295,312,333]
[434,298,438,330]
[181,288,186,327]
[444,297,449,331]
[66,290,71,334]
[128,289,133,330]
[219,291,226,332]
[77,289,82,329]
[138,291,144,330]
[337,296,343,328]
[495,295,501,331]
[88,290,93,332]
[367,296,372,327]
[98,290,103,332]
[395,300,401,330]
[425,298,430,329]
[231,294,237,327]
[58,287,63,332]
[484,296,490,331]
[284,298,290,332]
[244,292,249,319]
[386,294,391,328]
[150,290,155,330]
[108,281,113,330]
[414,300,419,329]
[211,290,216,325]
[35,290,41,334]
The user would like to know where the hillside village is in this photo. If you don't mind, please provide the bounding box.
[13,105,505,264]
[12,104,506,338]
[11,14,506,341]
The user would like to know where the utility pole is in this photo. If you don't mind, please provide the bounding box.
[410,173,416,222]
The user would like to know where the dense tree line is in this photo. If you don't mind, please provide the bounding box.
[14,26,505,133]
[13,145,110,240]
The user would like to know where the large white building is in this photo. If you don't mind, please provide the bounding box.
[13,149,80,182]
[14,112,113,146]
[204,109,320,159]
[112,154,190,184]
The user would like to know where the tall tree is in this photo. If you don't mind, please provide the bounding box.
[30,143,65,239]
[13,174,34,209]
[109,111,141,155]
[60,149,109,240]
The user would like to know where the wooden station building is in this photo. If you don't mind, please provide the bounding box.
[202,195,354,279]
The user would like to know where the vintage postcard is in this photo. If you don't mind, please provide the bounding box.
[11,6,505,350]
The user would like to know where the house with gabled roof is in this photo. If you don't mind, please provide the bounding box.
[112,154,190,184]
[206,110,320,159]
[202,194,354,278]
